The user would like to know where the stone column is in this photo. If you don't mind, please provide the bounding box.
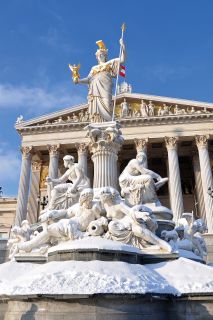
[76,143,88,176]
[27,160,42,224]
[88,123,123,189]
[134,138,148,168]
[195,135,213,233]
[15,146,33,226]
[47,144,60,200]
[165,137,184,223]
[192,153,206,222]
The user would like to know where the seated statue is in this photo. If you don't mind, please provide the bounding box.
[45,155,90,211]
[99,187,172,253]
[16,189,102,254]
[119,151,168,206]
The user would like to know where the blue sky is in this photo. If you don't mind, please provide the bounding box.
[1,0,213,196]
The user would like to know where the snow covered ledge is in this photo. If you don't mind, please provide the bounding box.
[1,258,213,319]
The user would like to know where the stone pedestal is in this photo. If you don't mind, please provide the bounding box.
[165,137,184,224]
[15,146,33,226]
[195,135,213,233]
[87,122,123,189]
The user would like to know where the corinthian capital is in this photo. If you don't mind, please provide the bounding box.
[134,138,148,153]
[47,144,60,156]
[32,161,42,172]
[21,146,33,159]
[165,136,179,150]
[195,135,209,149]
[75,143,88,155]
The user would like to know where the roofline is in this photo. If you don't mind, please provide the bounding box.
[116,92,213,108]
[15,102,88,128]
[15,92,213,128]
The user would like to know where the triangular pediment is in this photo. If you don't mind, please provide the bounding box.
[15,102,88,129]
[114,92,213,119]
[15,92,213,133]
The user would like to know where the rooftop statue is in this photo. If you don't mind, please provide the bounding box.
[69,38,126,122]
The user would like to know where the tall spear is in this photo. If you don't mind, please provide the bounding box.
[112,23,126,121]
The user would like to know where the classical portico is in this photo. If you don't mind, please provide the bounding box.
[15,90,213,235]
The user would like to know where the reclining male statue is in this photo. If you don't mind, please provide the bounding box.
[13,189,101,254]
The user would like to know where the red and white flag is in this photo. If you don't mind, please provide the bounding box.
[119,65,126,77]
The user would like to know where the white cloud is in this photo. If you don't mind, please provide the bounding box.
[0,83,85,115]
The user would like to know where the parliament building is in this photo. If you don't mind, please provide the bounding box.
[12,82,213,259]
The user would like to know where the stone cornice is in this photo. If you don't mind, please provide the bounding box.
[16,112,213,136]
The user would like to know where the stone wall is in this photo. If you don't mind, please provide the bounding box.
[1,295,213,320]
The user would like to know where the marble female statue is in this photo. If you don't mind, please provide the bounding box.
[120,98,129,118]
[45,155,90,211]
[140,100,148,117]
[99,188,172,253]
[15,189,102,254]
[119,151,168,206]
[73,39,126,122]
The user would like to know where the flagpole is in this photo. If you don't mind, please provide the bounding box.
[112,23,126,121]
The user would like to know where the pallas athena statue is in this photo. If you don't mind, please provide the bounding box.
[69,38,126,122]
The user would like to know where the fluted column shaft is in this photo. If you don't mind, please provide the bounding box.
[27,161,42,224]
[47,145,60,200]
[134,138,148,168]
[195,135,213,233]
[15,146,33,226]
[76,143,88,176]
[88,123,123,189]
[91,144,119,188]
[192,153,206,222]
[165,137,184,223]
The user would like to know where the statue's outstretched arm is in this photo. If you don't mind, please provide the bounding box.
[46,170,69,184]
[144,168,162,181]
[77,77,89,84]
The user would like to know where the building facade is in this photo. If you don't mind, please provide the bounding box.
[15,87,213,238]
